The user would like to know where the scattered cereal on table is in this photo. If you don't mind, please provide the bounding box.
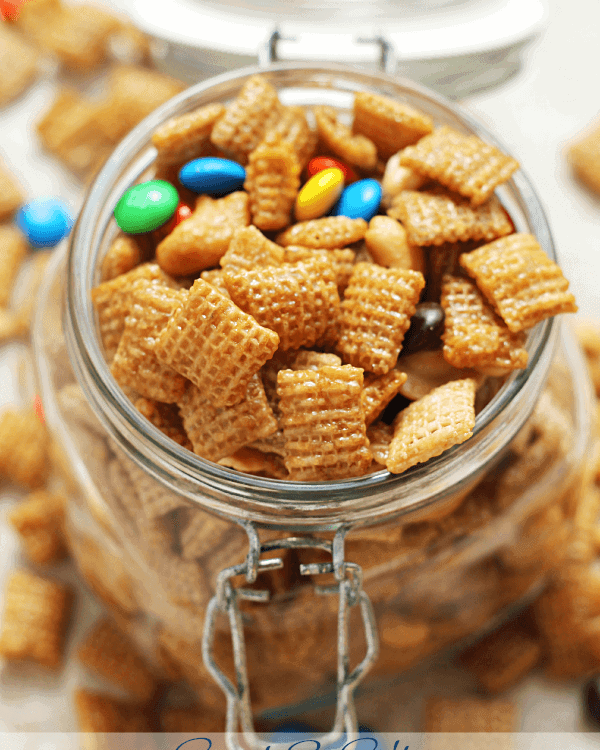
[0,24,40,106]
[9,490,67,566]
[0,225,28,307]
[0,569,72,668]
[568,120,600,196]
[0,407,50,489]
[0,158,25,221]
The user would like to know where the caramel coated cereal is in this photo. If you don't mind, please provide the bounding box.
[98,65,185,143]
[31,3,121,72]
[364,215,425,272]
[388,189,513,246]
[9,490,67,566]
[77,617,158,701]
[178,376,277,462]
[362,370,408,426]
[224,259,339,351]
[441,275,528,372]
[265,105,317,168]
[0,225,28,308]
[283,245,356,292]
[244,133,301,231]
[74,689,151,733]
[353,91,434,160]
[337,262,425,374]
[100,235,143,282]
[111,284,188,403]
[276,215,367,248]
[156,191,250,276]
[220,225,284,272]
[135,397,192,450]
[37,88,113,176]
[91,263,178,362]
[568,122,600,195]
[460,233,577,332]
[314,105,377,170]
[152,103,226,168]
[210,74,283,164]
[277,365,372,480]
[400,125,519,206]
[0,25,40,106]
[0,570,72,668]
[155,278,279,407]
[0,408,49,489]
[387,378,476,474]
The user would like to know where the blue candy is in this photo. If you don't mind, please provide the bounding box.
[179,157,246,196]
[332,179,382,221]
[16,198,73,248]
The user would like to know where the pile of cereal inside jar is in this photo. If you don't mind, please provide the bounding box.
[92,74,578,481]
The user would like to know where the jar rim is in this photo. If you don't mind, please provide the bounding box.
[64,62,557,528]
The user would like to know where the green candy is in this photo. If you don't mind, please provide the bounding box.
[114,180,179,234]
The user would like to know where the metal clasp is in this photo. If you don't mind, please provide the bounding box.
[258,28,397,75]
[202,524,379,750]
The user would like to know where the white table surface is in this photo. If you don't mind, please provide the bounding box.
[1,0,600,735]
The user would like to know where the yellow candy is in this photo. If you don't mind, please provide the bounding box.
[295,167,344,221]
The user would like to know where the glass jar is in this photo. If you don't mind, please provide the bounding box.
[32,64,593,735]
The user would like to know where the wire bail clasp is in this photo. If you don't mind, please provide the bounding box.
[202,524,379,750]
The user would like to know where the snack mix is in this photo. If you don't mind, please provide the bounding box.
[91,74,576,481]
[0,18,598,734]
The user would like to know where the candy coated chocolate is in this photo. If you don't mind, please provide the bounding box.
[16,197,73,248]
[114,180,179,234]
[179,157,246,196]
[401,302,445,355]
[307,155,357,182]
[332,178,381,221]
[295,167,344,221]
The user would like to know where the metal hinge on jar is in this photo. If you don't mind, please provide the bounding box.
[258,29,398,75]
[202,524,379,749]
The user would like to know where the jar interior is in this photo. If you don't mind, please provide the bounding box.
[64,63,559,529]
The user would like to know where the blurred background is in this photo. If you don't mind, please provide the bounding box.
[1,0,600,736]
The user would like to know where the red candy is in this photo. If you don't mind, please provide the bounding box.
[152,201,192,242]
[33,394,45,424]
[307,156,357,183]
